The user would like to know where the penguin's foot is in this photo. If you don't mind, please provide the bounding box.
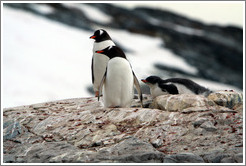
[95,91,99,97]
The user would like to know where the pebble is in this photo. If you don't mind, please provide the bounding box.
[200,121,217,132]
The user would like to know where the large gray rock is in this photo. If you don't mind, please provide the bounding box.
[207,90,243,109]
[3,120,25,141]
[151,94,216,111]
[25,142,80,163]
[152,91,242,113]
[164,153,204,163]
[3,92,243,163]
[95,137,165,163]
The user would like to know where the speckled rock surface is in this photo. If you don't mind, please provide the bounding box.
[151,94,216,111]
[3,92,243,163]
[207,90,243,109]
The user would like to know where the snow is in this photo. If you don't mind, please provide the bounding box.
[2,7,93,108]
[173,24,204,36]
[30,3,54,15]
[2,6,242,108]
[63,3,112,24]
[191,78,242,92]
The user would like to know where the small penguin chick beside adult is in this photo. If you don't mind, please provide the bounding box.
[90,29,115,97]
[141,76,212,98]
[96,46,143,108]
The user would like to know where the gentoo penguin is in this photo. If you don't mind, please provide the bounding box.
[141,76,212,98]
[90,29,115,97]
[96,46,143,108]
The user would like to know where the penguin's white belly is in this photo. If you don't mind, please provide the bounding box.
[103,58,134,108]
[93,54,109,91]
[150,85,168,98]
[92,40,115,91]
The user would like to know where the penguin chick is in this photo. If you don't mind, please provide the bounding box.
[141,76,212,98]
[96,46,143,108]
[90,29,115,97]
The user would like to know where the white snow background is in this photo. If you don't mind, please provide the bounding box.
[2,4,243,108]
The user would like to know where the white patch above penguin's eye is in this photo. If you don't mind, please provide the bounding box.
[108,45,113,50]
[99,29,103,36]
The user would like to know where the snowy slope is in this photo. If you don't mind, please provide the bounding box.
[2,7,93,108]
[2,6,242,108]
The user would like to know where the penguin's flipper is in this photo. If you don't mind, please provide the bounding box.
[159,83,179,94]
[98,71,106,101]
[133,71,143,107]
[91,57,94,84]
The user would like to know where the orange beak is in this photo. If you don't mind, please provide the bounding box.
[141,79,147,83]
[96,50,104,53]
[90,35,96,39]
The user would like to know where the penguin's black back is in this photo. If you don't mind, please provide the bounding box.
[103,46,127,59]
[160,78,211,95]
[159,83,179,94]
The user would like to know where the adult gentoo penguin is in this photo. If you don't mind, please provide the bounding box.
[90,29,115,97]
[141,76,212,98]
[96,46,143,108]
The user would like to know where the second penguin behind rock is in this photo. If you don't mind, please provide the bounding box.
[142,76,212,98]
[96,46,143,108]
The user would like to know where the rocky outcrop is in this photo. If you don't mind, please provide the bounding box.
[207,90,243,109]
[3,91,243,163]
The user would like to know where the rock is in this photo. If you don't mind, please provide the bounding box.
[97,137,165,163]
[234,153,243,163]
[151,94,215,111]
[193,118,208,128]
[211,154,230,163]
[24,142,82,163]
[220,157,236,163]
[233,103,243,112]
[164,153,204,163]
[208,91,243,109]
[3,95,243,163]
[3,154,15,163]
[151,139,163,148]
[201,149,237,163]
[49,137,165,163]
[3,120,26,141]
[200,121,217,132]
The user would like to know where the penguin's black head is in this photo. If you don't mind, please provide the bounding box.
[90,29,112,42]
[141,76,162,85]
[96,46,127,59]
